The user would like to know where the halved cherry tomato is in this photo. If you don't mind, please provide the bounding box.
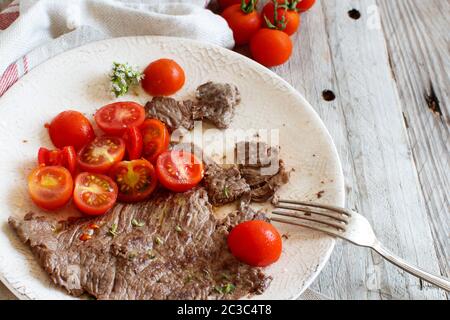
[94,101,146,136]
[263,1,301,36]
[227,220,282,267]
[28,166,74,211]
[109,159,158,202]
[48,110,95,151]
[77,136,125,174]
[73,172,118,216]
[38,146,77,175]
[156,150,204,192]
[141,59,186,96]
[222,2,262,46]
[122,127,143,160]
[141,119,170,164]
[250,28,293,67]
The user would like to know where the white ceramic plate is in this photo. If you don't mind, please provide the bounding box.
[0,36,344,300]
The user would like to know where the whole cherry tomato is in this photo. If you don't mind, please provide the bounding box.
[296,0,315,12]
[228,220,282,267]
[48,110,95,151]
[250,28,293,67]
[222,1,262,46]
[263,1,301,36]
[141,59,185,96]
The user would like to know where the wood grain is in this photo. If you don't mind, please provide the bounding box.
[271,0,447,299]
[377,0,450,285]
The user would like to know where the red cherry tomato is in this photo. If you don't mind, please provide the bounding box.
[48,110,95,151]
[122,127,143,160]
[38,146,77,175]
[73,172,118,216]
[250,28,293,67]
[219,0,252,10]
[262,1,301,36]
[94,101,145,136]
[28,166,74,211]
[296,0,315,12]
[156,150,204,193]
[228,220,282,267]
[109,159,158,202]
[222,3,262,46]
[77,136,125,174]
[141,59,185,96]
[141,119,170,164]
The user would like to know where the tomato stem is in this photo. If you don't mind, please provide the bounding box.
[264,0,287,31]
[241,0,257,14]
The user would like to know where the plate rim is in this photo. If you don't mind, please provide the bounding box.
[0,35,345,300]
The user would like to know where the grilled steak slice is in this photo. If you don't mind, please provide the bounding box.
[236,142,290,203]
[193,82,241,129]
[145,97,194,132]
[9,188,271,300]
[204,163,250,206]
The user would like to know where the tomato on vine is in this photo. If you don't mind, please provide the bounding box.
[222,0,262,46]
[263,0,301,36]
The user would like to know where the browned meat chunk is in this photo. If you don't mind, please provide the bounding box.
[145,96,194,132]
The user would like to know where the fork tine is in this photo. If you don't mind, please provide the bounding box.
[271,217,341,237]
[272,210,347,231]
[278,199,352,216]
[275,204,349,223]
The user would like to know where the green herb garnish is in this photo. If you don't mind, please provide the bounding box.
[223,185,230,198]
[214,283,236,295]
[110,62,143,97]
[131,219,145,227]
[221,273,231,281]
[147,250,156,260]
[108,223,118,237]
[155,236,164,245]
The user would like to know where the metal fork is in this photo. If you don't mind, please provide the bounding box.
[272,199,450,292]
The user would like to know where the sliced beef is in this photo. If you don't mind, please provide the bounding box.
[145,97,194,132]
[193,82,241,129]
[203,163,250,206]
[9,188,271,300]
[236,141,290,203]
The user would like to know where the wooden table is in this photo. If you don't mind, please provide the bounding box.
[272,0,448,300]
[0,0,448,300]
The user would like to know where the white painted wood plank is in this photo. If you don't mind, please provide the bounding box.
[272,0,446,299]
[377,0,450,284]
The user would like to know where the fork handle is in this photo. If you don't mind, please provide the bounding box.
[372,242,450,292]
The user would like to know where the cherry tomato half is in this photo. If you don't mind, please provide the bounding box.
[109,159,158,202]
[77,136,125,174]
[48,110,95,151]
[94,101,146,136]
[73,172,118,216]
[227,220,282,267]
[222,3,262,46]
[262,2,301,36]
[141,59,185,96]
[156,150,204,193]
[122,127,143,160]
[38,146,77,175]
[28,166,74,211]
[250,28,293,67]
[141,119,170,164]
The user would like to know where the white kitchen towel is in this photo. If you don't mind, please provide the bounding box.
[0,0,234,95]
